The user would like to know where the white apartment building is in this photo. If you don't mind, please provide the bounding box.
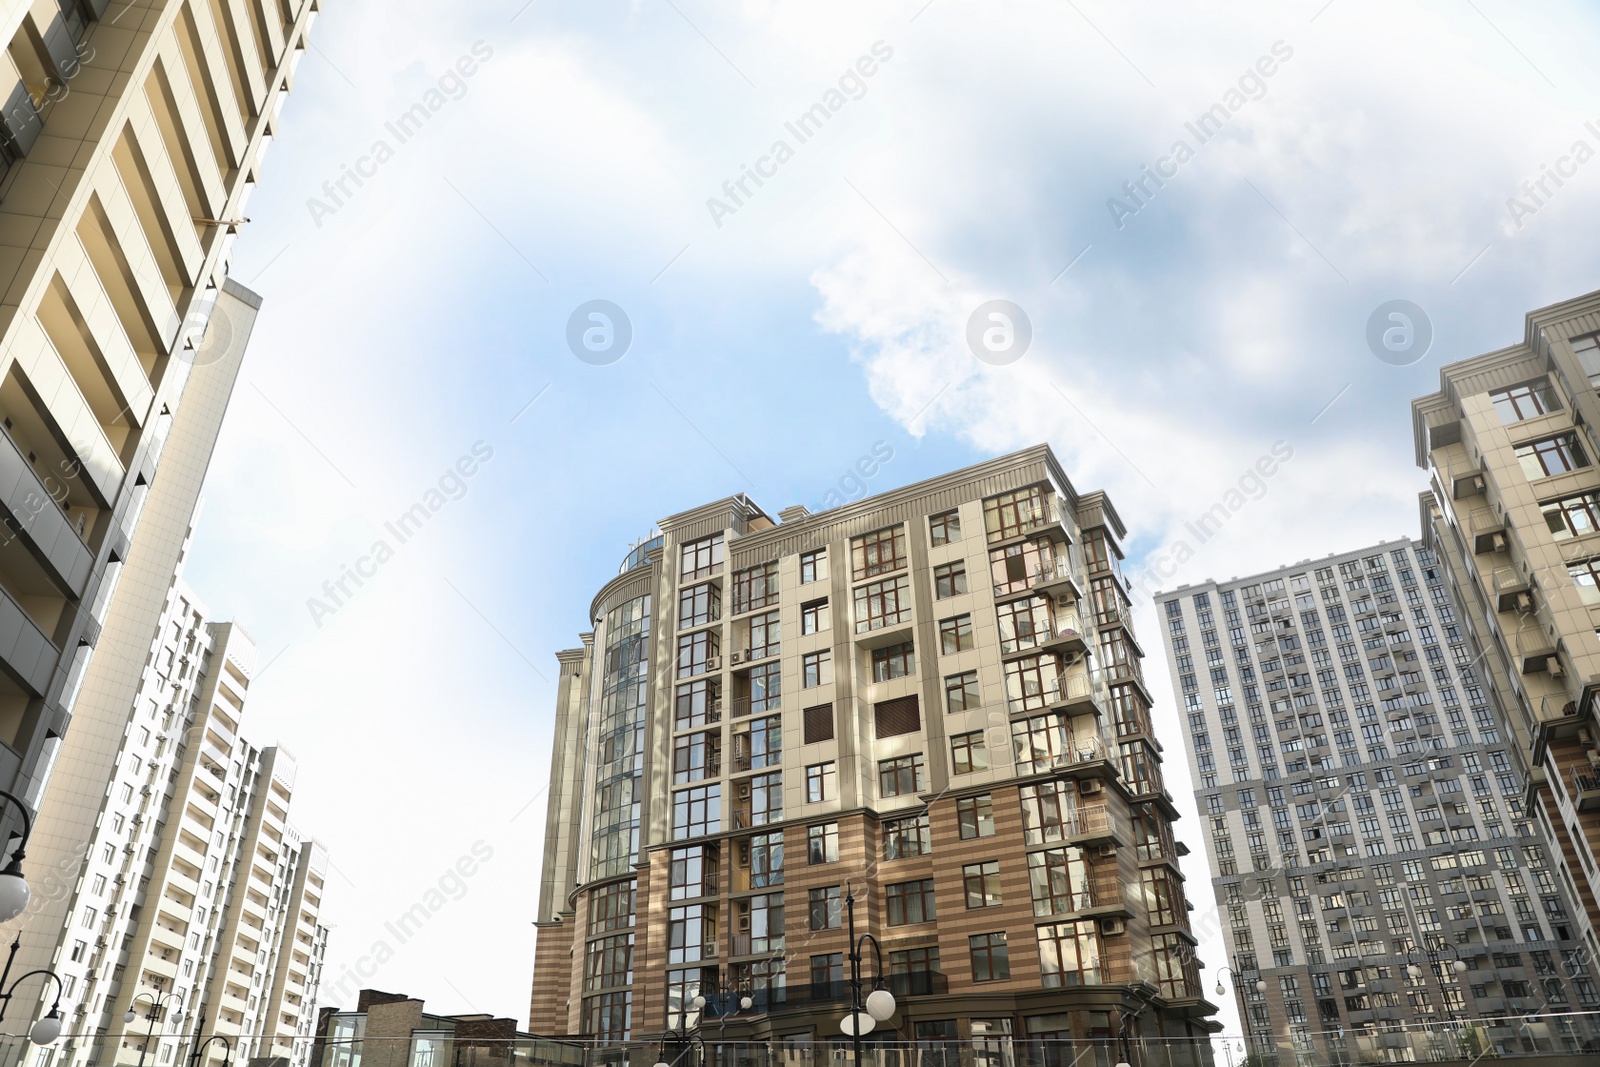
[24,582,328,1067]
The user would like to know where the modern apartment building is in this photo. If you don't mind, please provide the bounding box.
[1413,290,1600,965]
[0,0,321,858]
[15,576,329,1067]
[1157,540,1599,1065]
[529,446,1219,1059]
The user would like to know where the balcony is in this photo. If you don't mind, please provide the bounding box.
[731,696,779,719]
[1491,567,1530,613]
[1575,771,1600,812]
[730,934,784,957]
[1065,803,1114,844]
[1513,625,1557,675]
[1448,463,1486,500]
[995,556,1084,603]
[1468,509,1507,555]
[886,970,950,997]
[1003,613,1088,661]
[1045,669,1110,716]
[730,645,779,668]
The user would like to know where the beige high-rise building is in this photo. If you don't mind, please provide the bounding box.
[0,0,321,852]
[529,446,1219,1059]
[1413,289,1600,966]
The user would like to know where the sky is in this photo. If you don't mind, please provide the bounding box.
[167,0,1600,1037]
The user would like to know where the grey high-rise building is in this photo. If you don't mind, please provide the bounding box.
[1157,539,1598,1065]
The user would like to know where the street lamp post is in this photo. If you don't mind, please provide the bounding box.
[1216,958,1270,1065]
[126,991,185,1067]
[0,790,68,1047]
[837,886,896,1067]
[712,977,755,1067]
[1405,940,1469,1035]
[0,935,67,1045]
[654,996,706,1067]
[184,1007,235,1067]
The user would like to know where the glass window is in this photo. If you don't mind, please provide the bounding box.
[997,596,1051,653]
[883,813,932,859]
[886,878,937,925]
[589,881,637,933]
[679,583,720,629]
[806,762,837,803]
[1491,381,1560,423]
[811,953,844,996]
[969,933,1011,981]
[880,754,926,797]
[673,731,721,784]
[1516,434,1588,479]
[930,510,962,546]
[672,785,720,839]
[733,562,779,614]
[669,847,716,900]
[808,886,842,930]
[800,550,828,584]
[801,598,831,634]
[934,562,967,599]
[958,794,996,839]
[963,861,1003,908]
[675,680,721,729]
[1570,559,1600,605]
[984,486,1052,543]
[742,831,780,895]
[951,731,989,774]
[677,631,719,678]
[1541,492,1600,540]
[680,534,725,580]
[748,611,781,659]
[852,527,908,580]
[946,671,981,712]
[855,575,912,633]
[873,641,916,681]
[808,823,839,864]
[803,650,833,688]
[939,615,975,654]
[1571,334,1600,387]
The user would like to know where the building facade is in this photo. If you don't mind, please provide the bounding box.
[17,577,328,1067]
[1157,539,1599,1065]
[1412,290,1600,965]
[312,988,583,1067]
[529,446,1218,1059]
[0,0,322,862]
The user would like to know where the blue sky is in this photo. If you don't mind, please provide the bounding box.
[173,0,1600,1031]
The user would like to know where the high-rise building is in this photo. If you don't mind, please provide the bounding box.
[0,0,320,850]
[529,446,1218,1058]
[1413,291,1600,963]
[1156,539,1599,1065]
[16,574,329,1067]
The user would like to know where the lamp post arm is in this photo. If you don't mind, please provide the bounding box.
[0,790,33,860]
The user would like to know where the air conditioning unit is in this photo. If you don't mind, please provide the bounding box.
[730,651,746,666]
[1579,728,1595,749]
[706,657,723,672]
[1549,660,1565,678]
[1100,919,1126,936]
[1492,534,1507,552]
[1097,844,1118,859]
[1079,779,1103,796]
[738,914,751,932]
[736,782,751,800]
[1516,593,1532,612]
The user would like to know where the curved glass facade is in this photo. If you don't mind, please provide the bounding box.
[618,535,664,575]
[589,594,650,880]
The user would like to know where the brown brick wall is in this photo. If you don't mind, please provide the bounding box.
[529,918,576,1034]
